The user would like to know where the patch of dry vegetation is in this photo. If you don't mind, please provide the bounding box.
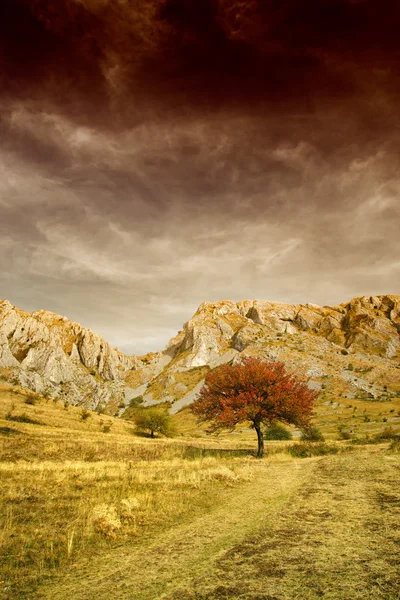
[0,384,274,599]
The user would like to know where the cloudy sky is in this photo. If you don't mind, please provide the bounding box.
[1,0,400,354]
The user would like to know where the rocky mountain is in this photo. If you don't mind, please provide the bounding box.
[1,295,400,415]
[0,300,138,409]
[127,295,400,415]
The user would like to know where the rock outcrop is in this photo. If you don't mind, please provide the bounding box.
[135,295,400,413]
[0,300,138,409]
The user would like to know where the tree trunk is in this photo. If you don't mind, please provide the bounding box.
[254,422,264,458]
[150,430,154,438]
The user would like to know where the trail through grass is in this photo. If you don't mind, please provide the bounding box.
[34,447,400,600]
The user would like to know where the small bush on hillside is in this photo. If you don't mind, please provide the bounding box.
[102,421,113,434]
[375,428,400,441]
[80,408,91,421]
[129,395,144,409]
[288,443,339,458]
[24,395,37,405]
[264,423,292,440]
[338,426,353,440]
[341,349,349,355]
[347,363,354,371]
[300,425,325,442]
[389,439,400,453]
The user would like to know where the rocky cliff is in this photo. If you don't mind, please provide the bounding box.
[1,295,400,415]
[0,300,138,409]
[128,295,400,414]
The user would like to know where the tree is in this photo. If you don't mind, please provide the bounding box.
[134,407,173,438]
[191,357,317,457]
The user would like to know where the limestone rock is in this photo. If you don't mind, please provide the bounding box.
[0,300,139,408]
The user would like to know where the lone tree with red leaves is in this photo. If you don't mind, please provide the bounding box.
[191,357,317,458]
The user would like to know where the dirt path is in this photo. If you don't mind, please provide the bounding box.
[37,448,400,600]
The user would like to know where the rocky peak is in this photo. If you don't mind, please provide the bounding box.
[162,295,400,372]
[0,300,138,408]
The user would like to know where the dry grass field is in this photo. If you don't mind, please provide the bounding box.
[1,382,400,600]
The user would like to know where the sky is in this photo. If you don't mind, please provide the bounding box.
[1,0,400,355]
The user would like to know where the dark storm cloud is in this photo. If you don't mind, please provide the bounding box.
[1,1,400,352]
[2,0,400,116]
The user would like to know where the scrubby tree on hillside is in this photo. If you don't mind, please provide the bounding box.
[134,407,174,438]
[191,357,317,457]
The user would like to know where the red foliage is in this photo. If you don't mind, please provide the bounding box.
[192,357,317,434]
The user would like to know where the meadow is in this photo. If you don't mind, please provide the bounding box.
[0,382,399,599]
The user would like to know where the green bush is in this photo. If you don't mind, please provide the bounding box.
[288,443,339,458]
[300,425,325,442]
[264,423,292,440]
[129,395,144,409]
[341,349,349,355]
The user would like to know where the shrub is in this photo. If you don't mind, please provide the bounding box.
[102,422,113,434]
[389,439,400,453]
[341,349,349,355]
[347,363,354,371]
[129,396,144,409]
[264,422,292,440]
[80,408,91,421]
[375,428,400,441]
[288,443,339,458]
[24,395,36,405]
[91,504,121,538]
[300,425,325,442]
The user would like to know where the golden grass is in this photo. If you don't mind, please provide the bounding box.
[165,447,400,600]
[1,381,400,599]
[0,383,289,598]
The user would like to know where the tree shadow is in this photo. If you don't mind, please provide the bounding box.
[181,446,256,460]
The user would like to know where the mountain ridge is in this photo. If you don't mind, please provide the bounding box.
[1,295,400,416]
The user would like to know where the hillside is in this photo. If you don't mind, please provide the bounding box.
[1,296,400,437]
[1,383,399,599]
[127,295,400,434]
